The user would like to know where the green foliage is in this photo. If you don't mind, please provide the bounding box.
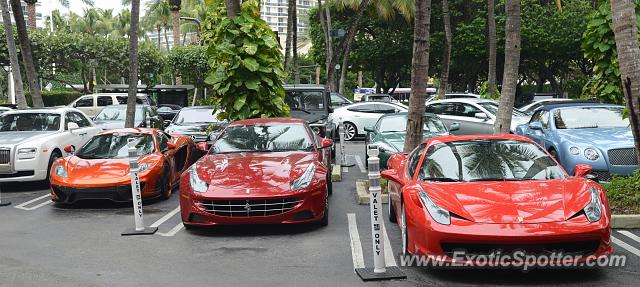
[479,81,500,99]
[603,170,640,214]
[25,90,82,106]
[204,0,289,120]
[168,45,209,88]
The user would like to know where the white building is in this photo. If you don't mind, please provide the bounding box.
[0,1,45,28]
[260,0,315,47]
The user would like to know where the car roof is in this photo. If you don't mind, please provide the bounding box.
[180,106,214,110]
[537,102,621,112]
[103,104,150,108]
[422,134,535,145]
[282,84,327,91]
[82,93,149,97]
[380,112,438,118]
[229,117,307,126]
[2,107,74,114]
[428,98,494,104]
[97,128,157,136]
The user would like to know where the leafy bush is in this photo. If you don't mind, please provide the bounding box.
[603,171,640,214]
[204,0,289,120]
[25,90,82,106]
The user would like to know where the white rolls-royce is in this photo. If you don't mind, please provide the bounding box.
[0,107,100,182]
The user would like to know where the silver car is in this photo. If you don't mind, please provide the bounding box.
[425,98,529,135]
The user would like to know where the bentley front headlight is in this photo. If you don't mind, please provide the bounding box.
[584,148,599,161]
[290,164,316,190]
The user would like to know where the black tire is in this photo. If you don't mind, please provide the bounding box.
[327,173,333,196]
[317,185,329,226]
[159,164,172,200]
[46,150,62,182]
[388,194,397,223]
[343,122,357,141]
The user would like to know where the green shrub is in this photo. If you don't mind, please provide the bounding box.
[25,91,83,107]
[603,171,640,214]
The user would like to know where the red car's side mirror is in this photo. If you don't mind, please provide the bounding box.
[167,142,177,150]
[574,164,593,177]
[196,142,208,151]
[320,138,333,149]
[381,169,401,183]
[64,145,76,154]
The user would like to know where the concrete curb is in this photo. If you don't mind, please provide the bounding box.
[611,214,640,229]
[331,164,341,182]
[355,179,388,205]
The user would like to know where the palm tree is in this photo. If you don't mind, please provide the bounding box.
[436,0,452,99]
[1,0,27,109]
[487,0,497,97]
[125,0,141,128]
[25,0,95,30]
[169,0,182,48]
[284,0,299,83]
[610,0,640,164]
[493,0,521,134]
[226,0,241,17]
[10,0,44,107]
[142,0,172,51]
[403,0,432,152]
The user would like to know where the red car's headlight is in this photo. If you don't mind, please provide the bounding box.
[584,186,603,222]
[290,164,316,191]
[189,164,209,193]
[418,190,451,225]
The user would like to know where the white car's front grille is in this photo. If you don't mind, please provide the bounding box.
[0,148,10,165]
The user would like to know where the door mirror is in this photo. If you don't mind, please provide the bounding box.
[163,120,171,128]
[167,142,177,150]
[64,145,76,154]
[474,112,489,120]
[574,164,593,177]
[364,126,374,133]
[320,138,333,149]
[381,169,401,183]
[449,122,460,132]
[68,122,80,131]
[196,142,208,151]
[529,121,543,130]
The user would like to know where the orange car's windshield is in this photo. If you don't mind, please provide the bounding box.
[75,133,155,159]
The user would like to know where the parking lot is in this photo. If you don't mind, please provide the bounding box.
[0,141,639,287]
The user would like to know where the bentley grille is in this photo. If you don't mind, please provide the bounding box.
[198,197,303,217]
[608,148,637,166]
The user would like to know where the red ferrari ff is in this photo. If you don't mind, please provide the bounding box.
[382,134,611,264]
[180,118,333,228]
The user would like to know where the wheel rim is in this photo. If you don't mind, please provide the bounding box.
[401,205,407,255]
[344,123,355,140]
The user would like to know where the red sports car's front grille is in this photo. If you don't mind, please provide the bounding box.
[441,240,600,257]
[198,197,303,217]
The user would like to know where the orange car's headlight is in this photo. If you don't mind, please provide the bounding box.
[138,162,152,173]
[53,164,68,178]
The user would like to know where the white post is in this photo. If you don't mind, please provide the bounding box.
[128,138,145,232]
[367,145,385,273]
[8,67,15,105]
[338,118,346,166]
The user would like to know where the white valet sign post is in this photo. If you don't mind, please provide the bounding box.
[122,138,157,236]
[338,117,355,167]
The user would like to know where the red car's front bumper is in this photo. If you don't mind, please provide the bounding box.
[179,174,327,226]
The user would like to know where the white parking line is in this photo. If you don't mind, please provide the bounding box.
[382,224,397,267]
[14,194,52,211]
[150,206,181,228]
[612,236,640,257]
[158,222,184,237]
[353,155,366,173]
[347,213,365,269]
[617,230,640,244]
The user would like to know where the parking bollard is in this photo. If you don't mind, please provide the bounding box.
[355,145,406,281]
[0,185,10,207]
[338,118,355,167]
[122,138,157,236]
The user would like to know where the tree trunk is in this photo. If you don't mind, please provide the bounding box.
[487,0,497,97]
[164,27,170,53]
[125,0,141,128]
[157,26,162,48]
[284,0,294,80]
[315,65,321,84]
[493,0,521,134]
[292,2,299,84]
[1,0,27,109]
[10,0,44,108]
[226,0,241,18]
[358,70,363,88]
[611,0,640,165]
[324,5,334,90]
[327,0,371,93]
[27,1,36,31]
[171,9,183,85]
[437,0,452,99]
[404,0,433,152]
[339,55,348,95]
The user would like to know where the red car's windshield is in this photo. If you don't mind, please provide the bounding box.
[212,124,314,153]
[418,139,566,182]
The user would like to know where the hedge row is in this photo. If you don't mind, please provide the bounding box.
[25,91,83,107]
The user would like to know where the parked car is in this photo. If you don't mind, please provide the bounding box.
[68,93,156,118]
[157,104,182,121]
[382,134,611,262]
[330,92,352,108]
[328,102,408,141]
[425,98,529,135]
[164,106,226,143]
[360,94,394,102]
[0,107,100,182]
[518,98,574,114]
[364,113,458,169]
[515,103,635,181]
[443,93,481,99]
[180,118,333,228]
[284,85,334,139]
[93,105,163,130]
[49,128,195,204]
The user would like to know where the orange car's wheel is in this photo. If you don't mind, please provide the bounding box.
[159,164,172,200]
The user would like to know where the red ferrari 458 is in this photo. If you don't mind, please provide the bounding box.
[180,118,333,228]
[382,134,611,265]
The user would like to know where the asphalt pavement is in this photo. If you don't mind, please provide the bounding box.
[0,141,638,286]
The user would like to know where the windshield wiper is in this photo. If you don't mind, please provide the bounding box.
[469,178,522,182]
[422,177,460,182]
[291,107,311,114]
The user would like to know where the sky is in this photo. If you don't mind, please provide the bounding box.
[47,0,150,16]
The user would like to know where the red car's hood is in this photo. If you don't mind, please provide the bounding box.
[423,179,591,224]
[196,152,316,196]
[66,156,132,179]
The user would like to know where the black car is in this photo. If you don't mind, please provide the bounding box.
[93,105,163,130]
[283,84,334,139]
[157,104,182,121]
[164,106,226,143]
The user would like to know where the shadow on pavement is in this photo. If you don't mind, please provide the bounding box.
[416,267,605,285]
[0,181,50,192]
[186,222,325,237]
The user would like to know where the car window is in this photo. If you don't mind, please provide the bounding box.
[76,133,155,159]
[406,144,426,178]
[97,96,113,107]
[539,111,550,129]
[212,124,314,153]
[116,96,145,105]
[0,113,61,131]
[426,103,456,115]
[74,96,94,108]
[348,104,378,113]
[456,103,482,117]
[158,106,174,112]
[529,111,542,123]
[157,131,169,151]
[65,112,91,129]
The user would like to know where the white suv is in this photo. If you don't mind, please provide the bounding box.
[68,93,156,117]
